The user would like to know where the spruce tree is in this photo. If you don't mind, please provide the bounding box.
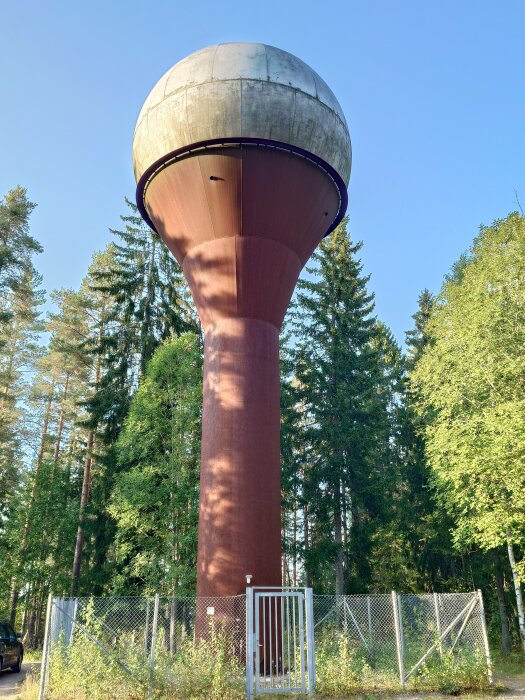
[288,219,398,593]
[79,200,196,593]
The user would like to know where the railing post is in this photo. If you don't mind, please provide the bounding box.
[148,594,160,698]
[392,591,405,688]
[246,587,254,699]
[37,593,53,700]
[477,589,493,684]
[434,592,442,656]
[305,587,316,695]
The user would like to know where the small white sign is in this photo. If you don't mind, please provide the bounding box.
[206,606,215,616]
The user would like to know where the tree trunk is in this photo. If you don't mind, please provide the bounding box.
[9,578,19,628]
[334,479,345,595]
[70,430,95,595]
[70,343,102,596]
[507,535,525,653]
[53,373,70,463]
[303,499,312,588]
[10,393,53,624]
[493,552,511,656]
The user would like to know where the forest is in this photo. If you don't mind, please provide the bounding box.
[0,184,524,659]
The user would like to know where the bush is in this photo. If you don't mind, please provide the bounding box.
[152,627,245,700]
[45,607,244,700]
[414,648,491,694]
[315,630,378,695]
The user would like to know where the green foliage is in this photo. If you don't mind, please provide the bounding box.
[0,186,41,331]
[315,631,377,694]
[0,267,45,518]
[415,648,490,693]
[315,629,489,695]
[47,608,244,700]
[282,219,404,593]
[380,288,465,593]
[110,333,202,595]
[48,602,145,700]
[152,631,245,700]
[82,201,196,595]
[412,213,525,555]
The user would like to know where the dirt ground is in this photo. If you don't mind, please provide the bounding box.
[364,674,525,700]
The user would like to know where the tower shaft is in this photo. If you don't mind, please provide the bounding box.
[199,317,281,595]
[142,143,341,594]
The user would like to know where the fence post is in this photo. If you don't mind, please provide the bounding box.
[392,591,405,688]
[305,587,316,695]
[477,589,493,684]
[367,595,372,643]
[144,597,150,657]
[37,593,53,700]
[169,594,176,654]
[246,587,254,699]
[434,592,442,657]
[148,594,160,698]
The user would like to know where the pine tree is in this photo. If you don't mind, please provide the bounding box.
[0,187,41,333]
[0,269,45,513]
[6,285,94,633]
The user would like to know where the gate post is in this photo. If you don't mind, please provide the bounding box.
[37,593,53,700]
[305,587,316,695]
[392,591,405,688]
[477,589,493,684]
[246,587,254,699]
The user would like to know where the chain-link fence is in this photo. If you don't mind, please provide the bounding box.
[313,591,491,689]
[37,589,490,699]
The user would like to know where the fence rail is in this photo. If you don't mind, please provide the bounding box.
[38,589,491,699]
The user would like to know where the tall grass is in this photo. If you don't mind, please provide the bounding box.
[29,610,491,699]
[315,626,490,696]
[44,615,244,699]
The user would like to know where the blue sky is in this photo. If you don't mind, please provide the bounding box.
[2,0,524,344]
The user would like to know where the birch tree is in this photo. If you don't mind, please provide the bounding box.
[412,212,525,651]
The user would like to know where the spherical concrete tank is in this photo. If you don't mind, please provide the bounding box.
[133,42,351,598]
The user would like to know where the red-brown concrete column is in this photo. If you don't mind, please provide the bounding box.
[196,317,282,598]
[140,146,342,601]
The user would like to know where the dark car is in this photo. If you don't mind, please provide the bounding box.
[0,621,23,673]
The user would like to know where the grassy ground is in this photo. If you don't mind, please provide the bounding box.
[11,648,525,700]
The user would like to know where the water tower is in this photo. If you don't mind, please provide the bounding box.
[133,43,351,598]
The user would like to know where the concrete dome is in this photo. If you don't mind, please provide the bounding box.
[132,42,351,186]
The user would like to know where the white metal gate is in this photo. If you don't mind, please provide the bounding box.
[246,587,315,697]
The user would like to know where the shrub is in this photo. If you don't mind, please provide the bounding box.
[414,648,491,694]
[315,630,376,695]
[44,608,244,700]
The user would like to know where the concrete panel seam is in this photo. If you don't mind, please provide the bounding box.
[134,80,349,135]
